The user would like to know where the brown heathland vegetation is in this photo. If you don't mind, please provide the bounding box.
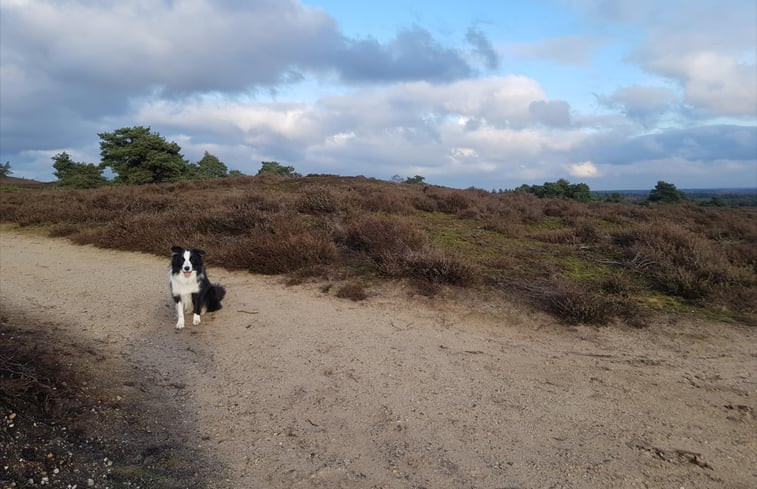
[2,174,755,325]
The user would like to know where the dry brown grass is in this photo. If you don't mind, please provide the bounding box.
[2,174,755,325]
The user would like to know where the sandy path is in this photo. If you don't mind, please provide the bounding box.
[1,229,755,488]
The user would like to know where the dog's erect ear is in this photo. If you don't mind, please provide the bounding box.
[192,248,206,256]
[171,246,184,255]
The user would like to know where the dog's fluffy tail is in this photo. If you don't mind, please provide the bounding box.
[207,284,226,312]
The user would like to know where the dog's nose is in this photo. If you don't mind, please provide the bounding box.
[183,265,191,271]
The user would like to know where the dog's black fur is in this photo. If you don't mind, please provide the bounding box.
[169,246,225,329]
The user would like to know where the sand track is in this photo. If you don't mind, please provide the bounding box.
[1,230,755,488]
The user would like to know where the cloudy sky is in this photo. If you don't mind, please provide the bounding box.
[1,0,755,190]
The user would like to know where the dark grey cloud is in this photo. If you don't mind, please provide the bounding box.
[335,27,473,83]
[0,0,476,156]
[529,100,572,127]
[595,85,676,127]
[465,26,500,70]
[579,125,757,165]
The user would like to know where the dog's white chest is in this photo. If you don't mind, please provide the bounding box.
[169,271,200,295]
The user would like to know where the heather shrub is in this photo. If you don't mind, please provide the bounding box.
[543,201,570,217]
[344,215,427,257]
[400,249,478,286]
[221,228,337,274]
[429,188,475,214]
[357,189,414,214]
[600,273,637,295]
[296,186,340,214]
[336,282,368,301]
[48,223,81,238]
[240,192,285,212]
[496,192,543,223]
[530,228,578,244]
[76,210,188,254]
[411,195,437,212]
[543,282,622,325]
[620,223,753,300]
[479,210,528,238]
[195,207,265,235]
[575,221,603,242]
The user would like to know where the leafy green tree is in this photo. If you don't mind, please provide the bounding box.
[257,161,296,177]
[0,162,12,178]
[52,152,107,188]
[648,180,686,203]
[228,169,244,177]
[99,126,189,184]
[404,175,426,185]
[516,179,595,201]
[194,151,229,179]
[606,192,623,203]
[701,196,726,207]
[567,182,593,202]
[541,178,571,198]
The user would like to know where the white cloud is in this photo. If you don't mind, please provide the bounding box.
[403,76,547,127]
[618,1,757,116]
[569,161,599,178]
[325,132,356,147]
[596,85,676,125]
[645,51,756,115]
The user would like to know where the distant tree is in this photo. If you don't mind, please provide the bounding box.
[701,196,726,207]
[228,169,244,177]
[257,161,296,177]
[99,126,189,184]
[606,192,624,203]
[541,178,571,198]
[52,152,107,188]
[0,161,11,178]
[391,174,404,183]
[516,179,595,201]
[192,151,229,179]
[648,180,686,203]
[568,182,593,202]
[404,175,426,185]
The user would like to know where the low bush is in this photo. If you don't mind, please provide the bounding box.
[542,282,625,325]
[619,222,753,301]
[356,189,414,214]
[428,188,476,214]
[399,249,478,287]
[336,282,368,301]
[220,217,338,274]
[296,186,341,214]
[344,215,427,257]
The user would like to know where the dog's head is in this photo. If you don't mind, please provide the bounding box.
[171,246,205,278]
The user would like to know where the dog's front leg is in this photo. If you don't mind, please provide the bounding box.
[174,297,185,329]
[191,292,202,325]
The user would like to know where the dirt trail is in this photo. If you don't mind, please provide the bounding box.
[1,229,756,488]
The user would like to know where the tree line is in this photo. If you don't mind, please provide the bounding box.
[51,126,244,188]
[494,178,690,204]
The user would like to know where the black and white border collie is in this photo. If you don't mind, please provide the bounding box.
[169,246,225,329]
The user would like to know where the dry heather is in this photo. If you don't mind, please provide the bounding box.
[2,174,755,325]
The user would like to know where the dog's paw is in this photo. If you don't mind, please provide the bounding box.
[175,320,185,329]
[192,314,201,326]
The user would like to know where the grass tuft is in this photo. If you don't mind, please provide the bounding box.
[335,282,369,301]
